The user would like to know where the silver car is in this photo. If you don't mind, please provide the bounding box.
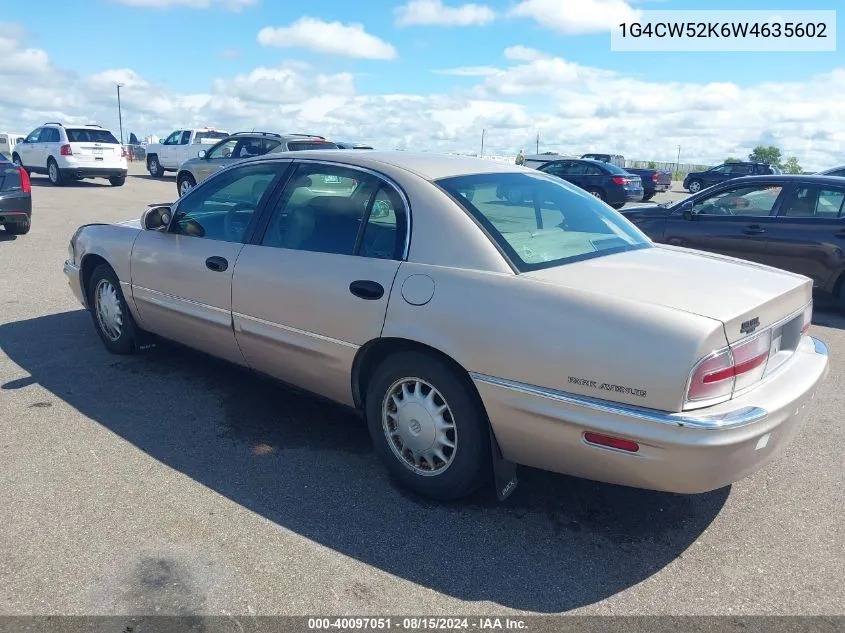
[64,151,829,502]
[176,132,339,196]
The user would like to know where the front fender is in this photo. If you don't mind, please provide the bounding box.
[74,223,142,317]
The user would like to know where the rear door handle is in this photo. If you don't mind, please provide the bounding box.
[744,225,766,235]
[205,256,228,272]
[349,280,384,301]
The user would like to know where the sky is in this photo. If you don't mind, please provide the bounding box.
[0,0,842,169]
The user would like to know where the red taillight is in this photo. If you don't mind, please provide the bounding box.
[687,330,772,405]
[19,166,31,193]
[584,432,639,453]
[612,176,629,185]
[800,302,812,336]
[60,144,72,156]
[652,173,659,181]
[121,146,127,158]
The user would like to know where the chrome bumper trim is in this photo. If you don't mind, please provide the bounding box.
[469,373,768,430]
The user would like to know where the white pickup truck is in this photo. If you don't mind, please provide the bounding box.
[145,128,229,177]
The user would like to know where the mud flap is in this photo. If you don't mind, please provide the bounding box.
[135,329,157,352]
[489,428,518,501]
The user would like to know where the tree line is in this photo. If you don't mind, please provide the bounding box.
[725,146,803,174]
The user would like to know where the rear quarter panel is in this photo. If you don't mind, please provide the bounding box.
[382,263,728,413]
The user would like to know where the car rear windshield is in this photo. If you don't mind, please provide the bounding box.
[66,129,120,144]
[600,162,629,175]
[0,161,22,191]
[437,172,650,272]
[195,131,229,142]
[287,141,339,151]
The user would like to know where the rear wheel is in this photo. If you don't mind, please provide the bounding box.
[365,351,491,501]
[586,188,606,202]
[642,192,655,202]
[688,180,702,193]
[147,155,164,178]
[4,218,30,235]
[86,263,138,355]
[109,175,126,187]
[610,202,625,210]
[47,158,63,186]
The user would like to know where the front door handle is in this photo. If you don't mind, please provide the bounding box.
[349,280,384,301]
[744,225,766,235]
[205,256,228,272]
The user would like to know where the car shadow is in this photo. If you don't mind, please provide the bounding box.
[811,303,845,330]
[0,230,18,241]
[132,174,175,182]
[29,177,109,188]
[0,310,729,613]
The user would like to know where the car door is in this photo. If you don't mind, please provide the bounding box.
[765,184,845,289]
[231,161,407,406]
[16,128,41,167]
[175,130,192,167]
[662,181,786,263]
[40,127,61,165]
[702,164,731,187]
[193,137,239,182]
[130,160,287,365]
[158,131,181,168]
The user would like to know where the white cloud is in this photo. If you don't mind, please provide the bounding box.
[1,28,844,172]
[218,48,241,60]
[257,18,397,60]
[395,0,496,27]
[431,66,500,76]
[109,0,257,10]
[503,45,549,61]
[512,0,642,34]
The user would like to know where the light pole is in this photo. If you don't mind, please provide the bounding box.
[480,129,485,158]
[116,83,125,146]
[675,145,681,175]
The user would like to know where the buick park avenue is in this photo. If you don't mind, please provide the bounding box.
[63,151,829,501]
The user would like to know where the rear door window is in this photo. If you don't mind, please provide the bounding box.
[194,131,229,143]
[286,141,338,151]
[780,187,845,218]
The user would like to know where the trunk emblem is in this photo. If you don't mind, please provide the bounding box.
[740,317,760,334]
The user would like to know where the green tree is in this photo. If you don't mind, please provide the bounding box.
[647,161,656,169]
[725,156,741,163]
[748,145,783,166]
[783,156,803,174]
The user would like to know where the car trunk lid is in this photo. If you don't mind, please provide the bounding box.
[524,244,811,345]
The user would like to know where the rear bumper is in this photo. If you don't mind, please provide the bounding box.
[473,335,829,493]
[60,166,127,179]
[0,193,32,223]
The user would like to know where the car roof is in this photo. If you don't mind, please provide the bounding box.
[243,150,530,180]
[818,164,845,174]
[714,174,845,186]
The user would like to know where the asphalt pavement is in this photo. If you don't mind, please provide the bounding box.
[0,164,842,616]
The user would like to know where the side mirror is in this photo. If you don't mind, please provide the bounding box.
[142,205,172,230]
[198,149,206,159]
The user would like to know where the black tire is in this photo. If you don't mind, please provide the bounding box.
[687,179,703,193]
[47,158,63,186]
[177,172,196,197]
[610,202,625,210]
[4,217,30,235]
[11,153,28,175]
[365,351,491,501]
[586,187,606,202]
[109,175,126,187]
[86,263,138,355]
[642,193,655,202]
[147,155,164,177]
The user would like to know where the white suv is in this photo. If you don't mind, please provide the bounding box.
[12,123,129,187]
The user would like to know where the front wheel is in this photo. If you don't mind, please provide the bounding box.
[47,158,63,186]
[610,202,625,210]
[109,175,126,187]
[365,351,491,501]
[586,188,606,202]
[86,263,139,355]
[688,180,702,193]
[177,173,196,197]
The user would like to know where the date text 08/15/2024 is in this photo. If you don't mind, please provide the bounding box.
[307,617,529,630]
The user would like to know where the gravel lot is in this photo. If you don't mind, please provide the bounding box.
[0,164,843,616]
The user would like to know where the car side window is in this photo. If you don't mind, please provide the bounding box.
[730,164,754,175]
[209,139,238,159]
[693,185,783,217]
[163,131,180,146]
[180,131,191,145]
[38,128,56,143]
[171,162,281,243]
[540,162,567,177]
[710,165,730,174]
[25,129,41,143]
[780,187,845,218]
[566,162,589,176]
[261,164,404,259]
[583,164,603,176]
